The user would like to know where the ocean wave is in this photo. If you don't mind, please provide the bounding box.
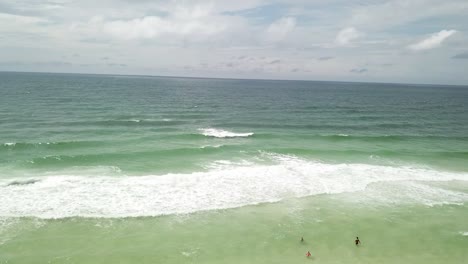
[268,148,468,161]
[296,134,468,143]
[199,144,224,149]
[203,159,255,170]
[126,118,173,122]
[1,140,103,150]
[199,128,254,138]
[343,180,467,207]
[1,155,467,219]
[27,147,233,167]
[34,119,186,128]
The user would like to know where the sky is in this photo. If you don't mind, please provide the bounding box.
[1,0,468,85]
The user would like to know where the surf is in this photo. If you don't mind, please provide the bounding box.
[199,128,254,138]
[1,155,467,219]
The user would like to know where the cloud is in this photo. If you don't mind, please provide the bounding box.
[265,17,296,42]
[349,0,468,30]
[0,60,72,67]
[318,56,334,61]
[350,68,367,73]
[106,63,127,67]
[408,29,457,51]
[103,15,225,39]
[452,52,468,59]
[196,56,305,74]
[335,27,363,46]
[0,12,47,24]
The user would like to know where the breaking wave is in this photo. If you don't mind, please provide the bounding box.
[199,128,254,138]
[1,154,467,219]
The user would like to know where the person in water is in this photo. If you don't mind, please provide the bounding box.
[301,237,304,242]
[355,237,360,246]
[306,251,311,257]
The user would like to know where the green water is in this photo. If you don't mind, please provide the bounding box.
[0,72,467,263]
[2,193,468,264]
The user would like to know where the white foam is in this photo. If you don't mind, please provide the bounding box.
[3,143,15,146]
[343,181,468,206]
[1,155,467,219]
[199,128,254,138]
[460,232,468,236]
[203,159,254,170]
[200,144,223,149]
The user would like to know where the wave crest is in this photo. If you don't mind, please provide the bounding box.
[199,128,254,138]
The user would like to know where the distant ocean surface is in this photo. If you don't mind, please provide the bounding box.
[1,72,467,263]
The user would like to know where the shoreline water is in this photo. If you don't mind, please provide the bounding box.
[1,192,467,264]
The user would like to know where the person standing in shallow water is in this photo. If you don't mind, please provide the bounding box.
[306,251,311,257]
[301,237,304,242]
[355,237,360,246]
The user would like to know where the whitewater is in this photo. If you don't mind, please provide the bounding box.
[2,154,467,218]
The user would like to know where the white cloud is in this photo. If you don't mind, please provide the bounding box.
[265,17,296,42]
[335,27,363,46]
[177,0,265,14]
[408,29,457,51]
[0,13,47,25]
[172,3,215,20]
[0,13,51,42]
[103,16,225,39]
[349,0,468,30]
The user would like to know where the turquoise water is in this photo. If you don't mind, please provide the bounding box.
[1,72,468,263]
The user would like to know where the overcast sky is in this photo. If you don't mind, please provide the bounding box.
[1,0,468,84]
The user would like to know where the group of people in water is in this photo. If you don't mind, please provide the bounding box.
[302,236,360,258]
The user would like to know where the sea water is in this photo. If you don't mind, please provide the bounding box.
[0,72,467,263]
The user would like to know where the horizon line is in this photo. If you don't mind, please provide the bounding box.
[1,70,467,87]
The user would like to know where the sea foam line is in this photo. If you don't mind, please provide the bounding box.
[199,128,254,138]
[1,155,467,219]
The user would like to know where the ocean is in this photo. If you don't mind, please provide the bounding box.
[0,72,467,263]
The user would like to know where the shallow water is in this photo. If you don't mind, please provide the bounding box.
[1,191,468,264]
